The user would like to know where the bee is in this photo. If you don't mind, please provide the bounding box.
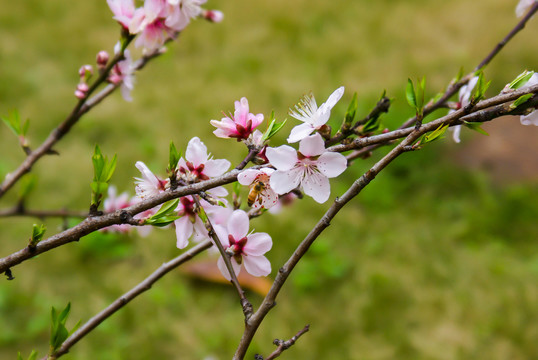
[247,179,267,207]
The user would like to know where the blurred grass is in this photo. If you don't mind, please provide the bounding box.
[1,0,538,359]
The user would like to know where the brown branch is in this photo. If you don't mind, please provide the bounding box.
[192,195,253,319]
[232,84,538,359]
[260,324,310,360]
[0,168,250,275]
[45,240,212,360]
[0,42,162,200]
[235,146,261,171]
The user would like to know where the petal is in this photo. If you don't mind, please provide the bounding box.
[317,152,347,178]
[266,145,298,171]
[228,210,250,240]
[217,256,241,281]
[214,224,230,247]
[135,161,160,188]
[287,123,315,143]
[299,133,326,157]
[520,110,538,126]
[257,188,279,210]
[203,159,231,177]
[238,169,261,185]
[270,168,303,195]
[450,125,462,143]
[322,86,345,109]
[174,217,193,249]
[185,137,208,166]
[243,255,271,277]
[302,171,331,203]
[244,232,272,256]
[192,216,208,241]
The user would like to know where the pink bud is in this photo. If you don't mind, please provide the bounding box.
[74,89,86,99]
[77,83,89,92]
[78,65,93,79]
[96,51,109,67]
[203,10,224,23]
[382,128,389,134]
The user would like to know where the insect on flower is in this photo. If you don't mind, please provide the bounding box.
[247,178,269,207]
[238,168,278,210]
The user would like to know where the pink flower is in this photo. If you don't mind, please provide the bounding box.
[449,76,479,143]
[238,168,278,210]
[107,0,136,29]
[287,86,344,143]
[516,0,535,18]
[108,42,136,102]
[166,0,207,30]
[210,97,264,141]
[266,133,347,203]
[134,161,169,199]
[177,137,231,182]
[202,9,224,23]
[214,210,272,280]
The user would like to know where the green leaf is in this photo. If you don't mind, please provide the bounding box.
[18,173,37,200]
[418,124,449,145]
[472,71,490,103]
[262,112,287,141]
[233,181,241,197]
[144,215,180,227]
[30,224,46,246]
[511,93,534,109]
[92,145,105,181]
[344,92,358,125]
[406,78,417,109]
[17,352,23,360]
[508,70,534,90]
[28,350,38,360]
[417,76,426,109]
[50,303,75,353]
[454,67,465,83]
[463,121,489,136]
[168,141,181,171]
[144,199,180,227]
[1,109,22,136]
[104,154,117,182]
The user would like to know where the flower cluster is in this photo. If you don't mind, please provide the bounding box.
[108,0,221,51]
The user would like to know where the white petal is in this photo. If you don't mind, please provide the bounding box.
[217,256,241,281]
[299,133,326,157]
[450,125,462,143]
[287,123,315,143]
[317,152,347,178]
[203,159,231,177]
[244,233,272,256]
[238,169,261,185]
[258,189,279,210]
[323,86,345,109]
[266,145,298,171]
[185,137,208,166]
[302,171,331,203]
[214,224,230,247]
[228,210,250,240]
[270,168,303,195]
[243,255,271,277]
[520,110,538,125]
[175,217,193,249]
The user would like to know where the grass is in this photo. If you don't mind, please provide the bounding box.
[1,0,538,359]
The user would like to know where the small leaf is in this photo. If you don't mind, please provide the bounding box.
[508,70,534,90]
[262,112,287,141]
[418,124,449,145]
[22,118,30,137]
[463,121,489,136]
[454,67,465,83]
[104,154,117,182]
[406,78,417,109]
[344,92,358,125]
[28,350,38,360]
[168,141,181,171]
[417,76,426,109]
[472,71,490,103]
[30,224,46,247]
[1,109,22,136]
[511,93,534,109]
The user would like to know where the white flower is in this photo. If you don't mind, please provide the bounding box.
[177,137,231,182]
[238,168,278,210]
[266,133,347,203]
[516,0,535,18]
[518,73,538,125]
[449,76,479,143]
[134,161,168,198]
[287,86,344,143]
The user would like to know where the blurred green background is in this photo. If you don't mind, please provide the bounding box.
[1,0,538,359]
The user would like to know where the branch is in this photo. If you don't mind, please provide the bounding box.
[0,168,251,275]
[0,44,162,200]
[192,195,253,319]
[259,325,310,360]
[0,207,88,219]
[45,240,212,360]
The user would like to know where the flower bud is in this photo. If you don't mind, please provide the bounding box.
[203,10,224,23]
[78,65,93,79]
[96,51,109,68]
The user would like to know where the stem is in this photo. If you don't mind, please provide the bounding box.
[45,240,212,359]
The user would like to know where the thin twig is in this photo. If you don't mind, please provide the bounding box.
[260,325,310,360]
[192,195,253,319]
[44,240,212,360]
[0,207,88,219]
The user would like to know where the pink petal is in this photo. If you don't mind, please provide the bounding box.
[185,137,209,166]
[217,256,242,281]
[214,224,230,247]
[227,210,250,240]
[243,255,271,277]
[250,113,264,129]
[299,133,326,157]
[287,123,315,143]
[302,171,330,203]
[192,216,208,242]
[244,232,272,256]
[238,169,261,185]
[317,152,347,178]
[175,216,193,249]
[270,167,303,195]
[266,145,297,171]
[203,159,231,177]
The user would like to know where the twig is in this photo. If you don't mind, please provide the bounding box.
[44,240,212,360]
[0,207,88,219]
[235,146,261,171]
[192,195,253,319]
[259,325,310,360]
[0,168,252,274]
[0,43,162,200]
